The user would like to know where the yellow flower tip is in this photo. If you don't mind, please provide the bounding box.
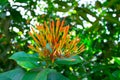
[28,32,32,36]
[75,38,80,43]
[29,27,35,33]
[31,27,34,30]
[56,18,60,20]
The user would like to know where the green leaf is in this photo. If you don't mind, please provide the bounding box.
[112,70,120,78]
[113,57,120,65]
[0,76,11,80]
[35,69,56,80]
[9,51,40,70]
[0,0,8,5]
[22,70,39,80]
[55,55,82,65]
[76,8,92,23]
[47,71,69,80]
[0,67,25,80]
[104,15,120,26]
[22,68,56,80]
[10,9,23,22]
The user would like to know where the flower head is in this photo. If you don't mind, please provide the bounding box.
[28,19,85,63]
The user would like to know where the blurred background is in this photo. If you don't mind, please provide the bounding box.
[0,0,120,79]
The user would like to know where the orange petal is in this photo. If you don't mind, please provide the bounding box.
[56,19,60,27]
[40,33,46,47]
[56,19,60,36]
[44,21,49,33]
[28,44,34,50]
[29,32,40,45]
[55,43,59,49]
[52,20,54,28]
[60,19,65,29]
[56,51,61,57]
[48,34,52,43]
[36,25,44,31]
[79,44,85,53]
[62,26,69,39]
[65,52,70,57]
[36,33,43,46]
[50,52,56,63]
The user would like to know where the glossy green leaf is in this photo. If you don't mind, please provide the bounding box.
[47,71,69,80]
[22,68,56,80]
[0,76,11,80]
[22,70,39,80]
[0,0,8,5]
[0,67,25,80]
[112,70,120,78]
[9,51,40,70]
[55,55,82,65]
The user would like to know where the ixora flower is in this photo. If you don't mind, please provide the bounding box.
[28,19,85,63]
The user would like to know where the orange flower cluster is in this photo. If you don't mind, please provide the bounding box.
[28,19,85,62]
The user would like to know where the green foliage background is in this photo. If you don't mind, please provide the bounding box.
[0,0,120,80]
